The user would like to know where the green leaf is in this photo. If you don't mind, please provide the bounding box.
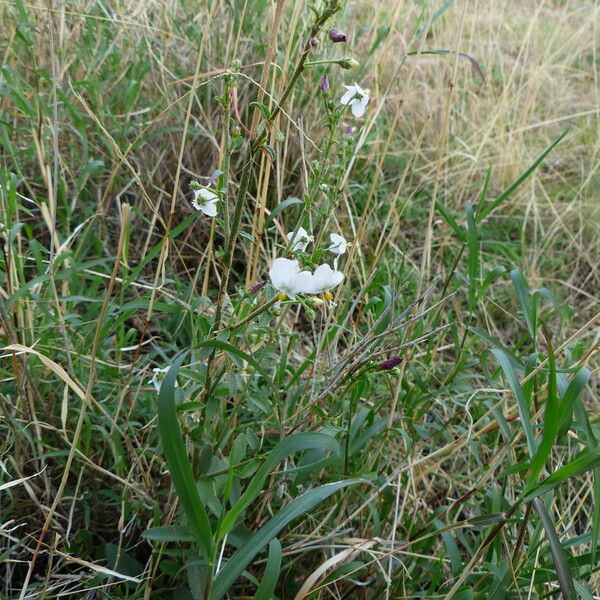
[491,349,536,456]
[477,127,569,222]
[217,433,340,540]
[435,199,466,242]
[527,332,559,485]
[249,101,271,120]
[511,269,536,341]
[196,339,275,395]
[558,366,591,435]
[532,498,576,599]
[466,202,478,311]
[158,355,213,559]
[265,196,304,227]
[210,480,360,600]
[524,446,600,502]
[252,539,282,600]
[142,526,196,542]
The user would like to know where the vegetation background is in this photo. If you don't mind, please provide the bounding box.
[1,0,599,598]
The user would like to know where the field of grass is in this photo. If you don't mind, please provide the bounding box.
[1,0,599,598]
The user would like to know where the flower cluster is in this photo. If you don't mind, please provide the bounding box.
[268,231,348,301]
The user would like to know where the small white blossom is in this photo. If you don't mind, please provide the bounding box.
[340,82,370,118]
[328,233,348,256]
[192,188,218,217]
[269,258,344,299]
[149,366,179,393]
[309,264,344,293]
[287,227,314,253]
[269,258,314,299]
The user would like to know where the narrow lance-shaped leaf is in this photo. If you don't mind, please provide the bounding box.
[252,538,282,600]
[491,348,536,456]
[217,432,340,540]
[158,354,213,560]
[477,127,569,222]
[210,480,360,600]
[527,329,559,486]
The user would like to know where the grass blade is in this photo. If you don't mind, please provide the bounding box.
[217,432,340,540]
[253,538,282,600]
[477,128,570,222]
[526,329,559,485]
[158,354,213,560]
[491,348,536,456]
[532,498,576,599]
[210,480,360,600]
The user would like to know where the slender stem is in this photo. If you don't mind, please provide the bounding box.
[230,295,279,330]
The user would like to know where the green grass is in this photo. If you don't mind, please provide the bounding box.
[1,0,599,598]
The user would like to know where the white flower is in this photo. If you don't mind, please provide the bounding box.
[340,82,370,118]
[287,226,314,253]
[269,258,314,299]
[192,188,218,216]
[269,258,344,299]
[309,264,344,293]
[328,233,348,256]
[149,366,179,393]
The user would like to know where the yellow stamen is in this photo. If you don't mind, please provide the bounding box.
[324,292,334,302]
[277,292,287,302]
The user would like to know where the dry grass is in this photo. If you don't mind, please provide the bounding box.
[1,0,599,597]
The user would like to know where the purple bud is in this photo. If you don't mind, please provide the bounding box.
[248,281,266,294]
[379,356,402,371]
[320,74,330,92]
[329,28,347,43]
[345,125,353,136]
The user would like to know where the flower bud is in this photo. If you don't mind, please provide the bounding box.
[320,74,330,92]
[345,125,353,136]
[248,281,266,294]
[338,57,359,70]
[309,37,319,49]
[379,356,402,371]
[329,28,347,43]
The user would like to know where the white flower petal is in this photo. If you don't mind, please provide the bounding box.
[287,226,313,253]
[328,233,347,255]
[197,188,218,202]
[311,264,344,292]
[351,100,367,117]
[269,258,301,294]
[201,200,218,217]
[340,89,355,105]
[290,271,319,295]
[192,188,219,216]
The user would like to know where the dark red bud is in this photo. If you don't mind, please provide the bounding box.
[329,28,347,43]
[248,281,266,294]
[379,356,402,371]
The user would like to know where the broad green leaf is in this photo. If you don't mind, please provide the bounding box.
[196,339,275,395]
[466,202,478,311]
[210,480,360,600]
[527,334,559,485]
[558,366,591,435]
[142,525,196,542]
[265,196,304,227]
[158,355,213,559]
[524,446,600,502]
[252,538,282,600]
[217,433,340,540]
[491,349,536,456]
[511,269,536,341]
[532,498,576,599]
